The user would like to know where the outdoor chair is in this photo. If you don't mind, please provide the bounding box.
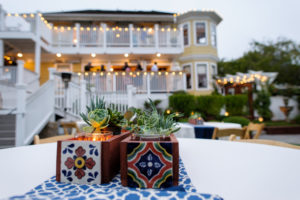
[229,134,300,150]
[34,135,74,145]
[244,123,265,139]
[212,127,247,139]
[60,121,80,135]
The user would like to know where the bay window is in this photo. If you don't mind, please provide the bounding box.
[183,64,192,90]
[194,22,207,45]
[196,63,208,89]
[210,23,217,47]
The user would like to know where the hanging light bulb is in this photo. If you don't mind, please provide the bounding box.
[56,53,62,57]
[91,53,96,58]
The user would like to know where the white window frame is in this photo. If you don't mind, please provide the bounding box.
[181,22,191,47]
[182,63,193,90]
[210,22,217,48]
[211,63,218,75]
[195,62,209,90]
[193,21,208,46]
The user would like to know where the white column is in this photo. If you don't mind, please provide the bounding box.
[113,73,116,92]
[35,12,41,75]
[127,85,136,108]
[147,73,151,97]
[101,23,107,51]
[154,24,159,51]
[48,67,56,81]
[15,60,26,146]
[75,23,80,51]
[0,39,4,66]
[0,5,5,31]
[48,68,56,122]
[129,24,133,51]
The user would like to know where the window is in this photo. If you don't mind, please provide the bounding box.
[196,63,208,89]
[194,22,207,45]
[183,23,189,46]
[183,64,192,90]
[211,64,217,75]
[211,23,217,47]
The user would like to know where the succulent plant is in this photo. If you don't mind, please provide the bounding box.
[125,99,182,136]
[82,109,110,133]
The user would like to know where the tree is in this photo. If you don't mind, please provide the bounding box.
[218,38,300,86]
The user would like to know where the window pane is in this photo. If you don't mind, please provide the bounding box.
[183,24,189,46]
[183,65,192,89]
[211,64,217,75]
[195,22,206,45]
[197,64,207,88]
[211,23,217,47]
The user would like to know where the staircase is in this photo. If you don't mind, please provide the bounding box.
[0,114,15,149]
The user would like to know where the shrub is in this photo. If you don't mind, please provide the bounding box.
[195,95,224,119]
[224,94,248,116]
[169,93,195,117]
[223,116,250,127]
[254,90,272,121]
[294,114,300,124]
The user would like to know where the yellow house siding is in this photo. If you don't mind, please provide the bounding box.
[72,63,82,72]
[40,62,54,85]
[24,61,35,72]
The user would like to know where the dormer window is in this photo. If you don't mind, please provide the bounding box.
[194,21,207,45]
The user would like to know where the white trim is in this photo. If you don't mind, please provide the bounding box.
[210,22,217,48]
[195,62,210,91]
[210,63,218,75]
[193,21,208,46]
[181,22,191,47]
[182,62,193,90]
[179,54,219,62]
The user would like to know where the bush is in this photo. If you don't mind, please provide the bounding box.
[195,95,224,119]
[169,93,195,117]
[294,114,300,124]
[223,116,250,127]
[254,90,272,121]
[224,94,248,116]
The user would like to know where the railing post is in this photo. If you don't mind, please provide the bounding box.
[48,67,56,81]
[179,24,184,49]
[129,24,133,51]
[147,73,151,97]
[101,23,107,51]
[127,85,136,108]
[154,24,159,51]
[48,68,56,122]
[15,60,26,146]
[113,73,116,92]
[80,76,87,114]
[75,23,80,51]
[34,12,41,76]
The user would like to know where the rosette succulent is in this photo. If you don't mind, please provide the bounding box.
[81,109,110,133]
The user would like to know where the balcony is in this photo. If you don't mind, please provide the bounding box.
[0,11,184,55]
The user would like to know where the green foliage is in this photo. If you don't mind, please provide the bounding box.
[169,93,195,117]
[144,99,162,113]
[127,99,181,136]
[195,95,224,119]
[188,112,202,120]
[80,97,124,129]
[294,115,300,124]
[224,94,248,116]
[223,116,250,127]
[218,39,300,86]
[82,109,110,133]
[254,90,273,121]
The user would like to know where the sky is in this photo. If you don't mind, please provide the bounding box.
[0,0,299,60]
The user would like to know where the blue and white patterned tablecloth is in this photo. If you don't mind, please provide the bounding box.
[9,159,223,200]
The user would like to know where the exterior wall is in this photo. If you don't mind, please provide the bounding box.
[24,61,35,72]
[40,62,54,85]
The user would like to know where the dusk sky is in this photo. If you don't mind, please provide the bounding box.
[0,0,299,60]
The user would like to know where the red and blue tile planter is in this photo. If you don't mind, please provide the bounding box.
[120,134,179,188]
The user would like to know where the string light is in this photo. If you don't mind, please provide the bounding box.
[56,53,62,57]
[93,27,97,31]
[158,72,161,75]
[156,53,161,57]
[67,27,71,31]
[30,13,34,18]
[7,13,11,17]
[92,72,96,76]
[73,39,77,43]
[85,72,88,76]
[91,53,96,58]
[77,72,81,76]
[15,13,19,17]
[124,53,129,58]
[125,27,128,31]
[116,33,120,38]
[23,14,27,18]
[17,53,23,58]
[122,72,126,76]
[144,72,147,76]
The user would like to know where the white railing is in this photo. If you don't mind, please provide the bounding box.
[106,27,130,47]
[52,28,75,47]
[39,17,52,43]
[84,71,186,93]
[3,15,34,33]
[158,27,181,48]
[0,66,17,85]
[132,27,155,47]
[80,27,104,47]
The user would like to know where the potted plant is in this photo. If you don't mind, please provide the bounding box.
[56,98,130,185]
[80,97,124,135]
[120,99,180,188]
[188,112,204,125]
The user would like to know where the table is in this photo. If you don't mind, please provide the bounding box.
[1,139,300,200]
[175,122,242,138]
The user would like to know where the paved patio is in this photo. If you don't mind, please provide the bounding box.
[260,132,300,145]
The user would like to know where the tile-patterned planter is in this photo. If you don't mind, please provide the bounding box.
[56,131,131,184]
[120,134,179,188]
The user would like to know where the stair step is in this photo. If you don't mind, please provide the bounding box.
[0,138,15,146]
[0,131,15,138]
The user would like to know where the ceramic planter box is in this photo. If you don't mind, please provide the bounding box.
[56,131,131,184]
[120,134,179,189]
[188,119,204,125]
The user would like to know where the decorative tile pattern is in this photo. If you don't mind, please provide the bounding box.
[127,142,173,188]
[59,141,101,184]
[9,159,223,200]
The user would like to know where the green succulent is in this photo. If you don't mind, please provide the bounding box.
[82,109,110,133]
[126,99,182,136]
